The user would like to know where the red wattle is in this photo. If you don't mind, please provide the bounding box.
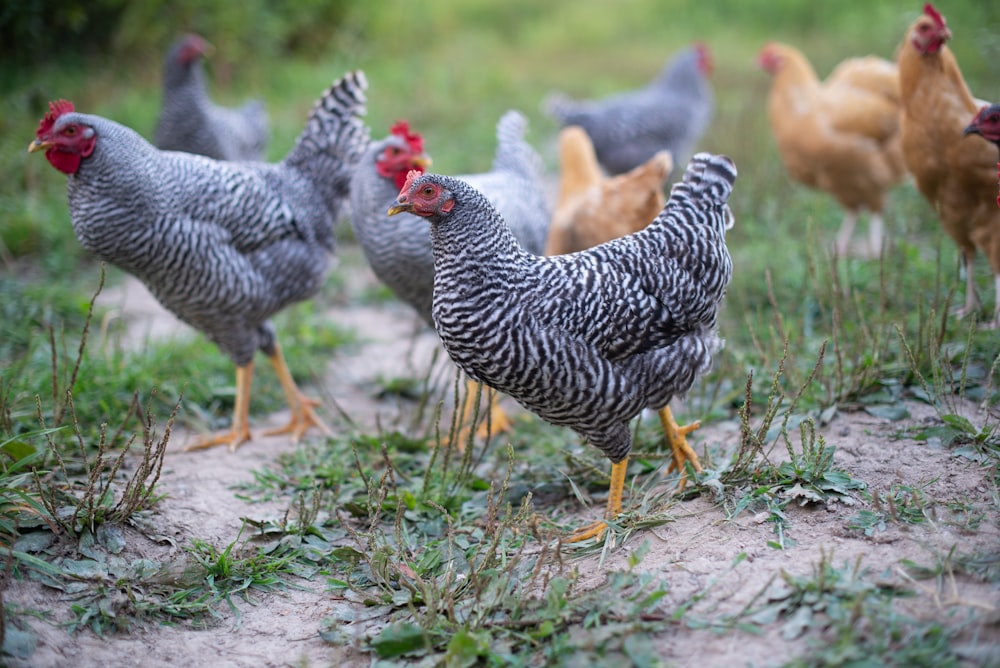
[46,148,82,175]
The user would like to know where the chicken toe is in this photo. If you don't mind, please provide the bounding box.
[262,343,331,443]
[660,406,703,491]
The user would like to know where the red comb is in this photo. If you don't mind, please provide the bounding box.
[923,3,946,28]
[390,120,424,153]
[400,169,423,193]
[37,99,75,136]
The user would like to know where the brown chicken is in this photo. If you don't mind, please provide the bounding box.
[544,126,673,256]
[898,4,1000,328]
[758,42,906,256]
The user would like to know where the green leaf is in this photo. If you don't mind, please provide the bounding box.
[97,523,126,554]
[941,414,977,435]
[864,404,910,421]
[1,626,36,659]
[1,439,37,462]
[370,621,426,658]
[445,629,486,668]
[60,558,109,579]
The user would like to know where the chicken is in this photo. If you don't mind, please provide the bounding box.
[30,71,369,451]
[350,111,551,439]
[897,3,1000,327]
[757,42,906,256]
[388,152,735,541]
[154,33,270,161]
[964,104,1000,209]
[543,44,714,176]
[545,125,673,256]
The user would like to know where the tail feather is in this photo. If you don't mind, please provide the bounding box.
[285,70,369,170]
[491,110,544,179]
[671,152,737,209]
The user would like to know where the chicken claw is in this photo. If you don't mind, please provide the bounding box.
[660,406,703,491]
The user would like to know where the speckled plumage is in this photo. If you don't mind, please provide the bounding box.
[53,71,368,367]
[544,45,714,176]
[397,153,735,464]
[349,110,550,324]
[154,34,270,161]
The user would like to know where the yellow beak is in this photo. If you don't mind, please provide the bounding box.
[28,138,50,153]
[387,202,410,216]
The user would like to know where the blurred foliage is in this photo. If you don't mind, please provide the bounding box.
[0,0,362,77]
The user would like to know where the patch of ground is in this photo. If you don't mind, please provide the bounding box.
[5,248,999,667]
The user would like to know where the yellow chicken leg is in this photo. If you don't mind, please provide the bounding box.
[263,342,332,443]
[566,407,702,542]
[567,457,628,543]
[184,363,255,452]
[660,405,703,490]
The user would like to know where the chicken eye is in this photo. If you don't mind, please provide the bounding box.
[64,126,77,136]
[389,147,401,156]
[422,186,434,196]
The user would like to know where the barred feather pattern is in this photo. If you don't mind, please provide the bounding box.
[421,153,735,463]
[349,109,550,324]
[62,71,369,366]
[154,37,269,161]
[545,46,713,175]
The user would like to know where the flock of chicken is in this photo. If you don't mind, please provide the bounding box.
[759,4,1000,328]
[27,4,1000,540]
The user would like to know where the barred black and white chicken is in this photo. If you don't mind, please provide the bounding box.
[350,111,550,438]
[154,33,270,161]
[389,152,735,540]
[30,71,369,452]
[544,44,714,176]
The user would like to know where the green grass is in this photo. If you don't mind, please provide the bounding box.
[2,0,1000,665]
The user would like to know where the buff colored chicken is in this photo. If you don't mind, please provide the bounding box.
[758,42,905,256]
[897,4,1000,328]
[544,126,673,256]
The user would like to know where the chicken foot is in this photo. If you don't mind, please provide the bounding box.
[184,342,330,452]
[566,406,702,542]
[660,405,703,491]
[183,363,255,452]
[263,341,332,443]
[567,457,628,543]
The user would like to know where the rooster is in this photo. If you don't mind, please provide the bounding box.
[545,125,672,256]
[350,112,550,439]
[758,42,906,256]
[964,104,1000,209]
[154,33,269,161]
[897,4,1000,328]
[388,153,735,542]
[30,71,369,451]
[544,44,714,176]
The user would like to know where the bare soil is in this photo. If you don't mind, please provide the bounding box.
[6,247,999,668]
